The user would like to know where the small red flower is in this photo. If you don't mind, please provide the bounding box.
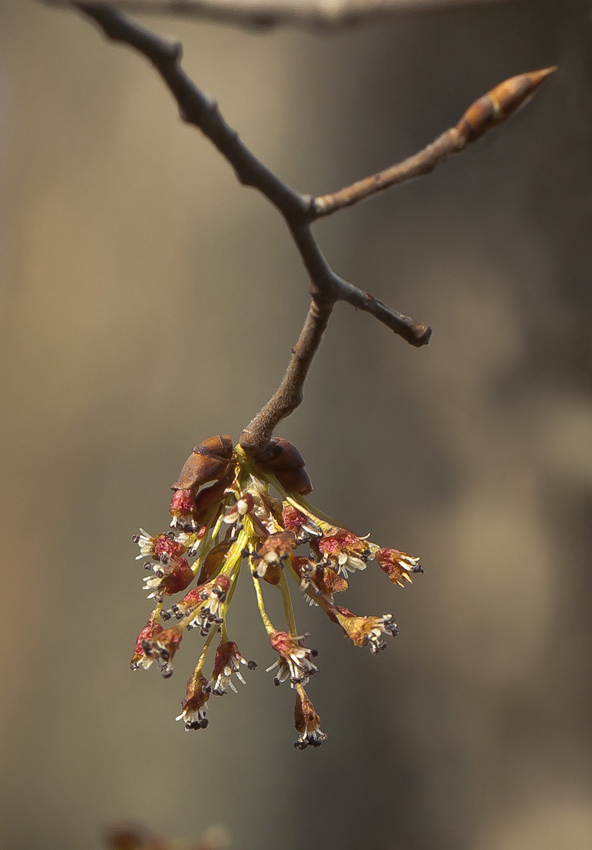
[138,627,183,678]
[331,605,398,654]
[130,613,164,671]
[267,631,319,686]
[376,547,422,586]
[210,640,256,695]
[177,673,210,730]
[294,688,327,750]
[317,529,374,576]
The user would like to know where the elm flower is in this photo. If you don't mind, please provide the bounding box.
[129,434,422,746]
[136,626,183,678]
[317,529,375,576]
[376,547,423,586]
[330,605,399,654]
[142,558,194,601]
[294,688,327,750]
[210,641,257,695]
[176,673,210,730]
[267,631,319,686]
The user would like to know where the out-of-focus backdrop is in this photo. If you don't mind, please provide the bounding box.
[1,2,591,849]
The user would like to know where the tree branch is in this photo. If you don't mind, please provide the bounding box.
[44,0,532,32]
[48,2,554,453]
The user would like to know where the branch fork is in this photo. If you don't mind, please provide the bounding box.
[47,1,555,453]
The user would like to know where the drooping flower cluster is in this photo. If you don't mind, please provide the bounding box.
[131,435,422,749]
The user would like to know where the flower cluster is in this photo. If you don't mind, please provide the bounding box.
[131,435,422,748]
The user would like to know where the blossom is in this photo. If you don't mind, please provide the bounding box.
[210,641,256,695]
[376,547,422,586]
[142,557,194,601]
[251,531,296,582]
[130,434,422,746]
[267,631,319,686]
[164,575,231,636]
[331,605,398,654]
[130,613,164,671]
[294,688,327,750]
[133,529,187,564]
[222,492,254,526]
[136,626,183,677]
[282,505,322,542]
[317,529,375,576]
[177,673,210,730]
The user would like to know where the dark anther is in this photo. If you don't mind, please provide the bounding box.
[131,534,140,544]
[247,660,257,670]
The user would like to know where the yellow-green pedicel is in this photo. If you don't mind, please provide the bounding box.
[131,436,422,749]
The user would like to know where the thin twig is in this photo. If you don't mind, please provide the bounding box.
[239,298,334,451]
[44,0,524,31]
[314,66,556,217]
[49,2,554,453]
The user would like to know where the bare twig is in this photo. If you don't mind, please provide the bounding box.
[239,299,334,451]
[49,2,554,453]
[313,67,556,217]
[44,0,528,32]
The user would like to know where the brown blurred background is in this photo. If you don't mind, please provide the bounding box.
[1,1,591,849]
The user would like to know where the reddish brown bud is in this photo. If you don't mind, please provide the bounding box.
[456,67,556,144]
[172,435,234,492]
[255,437,313,495]
[194,435,234,458]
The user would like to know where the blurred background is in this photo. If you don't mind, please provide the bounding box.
[0,1,591,849]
